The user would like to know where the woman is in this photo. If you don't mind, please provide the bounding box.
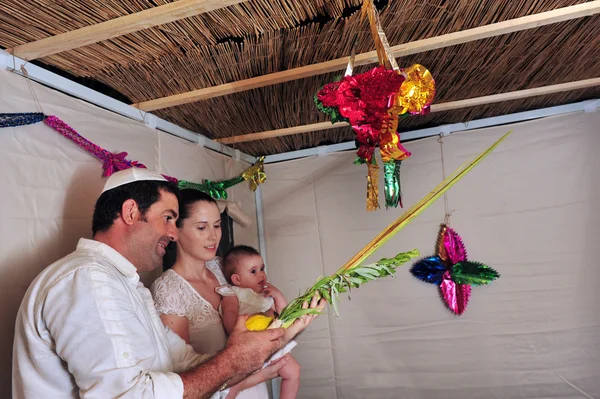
[150,189,274,398]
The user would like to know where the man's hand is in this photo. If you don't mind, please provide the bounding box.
[181,316,284,398]
[284,293,326,342]
[195,295,324,398]
[224,315,285,377]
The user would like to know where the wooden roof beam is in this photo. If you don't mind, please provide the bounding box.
[8,0,249,61]
[216,77,600,144]
[133,1,600,111]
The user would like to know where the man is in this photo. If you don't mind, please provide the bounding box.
[13,168,323,398]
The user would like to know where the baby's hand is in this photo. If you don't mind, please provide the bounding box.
[262,283,283,299]
[262,283,288,310]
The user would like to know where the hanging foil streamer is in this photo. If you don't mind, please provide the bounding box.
[44,115,146,176]
[178,156,267,199]
[366,162,380,212]
[0,113,45,128]
[218,176,245,191]
[383,160,403,208]
[411,224,499,315]
[361,0,399,70]
[178,177,243,200]
[178,180,213,197]
[3,113,261,198]
[379,115,410,163]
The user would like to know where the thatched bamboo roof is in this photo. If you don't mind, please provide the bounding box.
[1,0,599,156]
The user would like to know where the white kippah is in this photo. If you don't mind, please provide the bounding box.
[101,168,167,193]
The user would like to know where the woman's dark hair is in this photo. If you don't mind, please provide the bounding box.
[175,189,217,227]
[92,180,180,235]
[163,189,219,270]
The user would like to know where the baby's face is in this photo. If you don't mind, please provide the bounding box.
[233,254,268,293]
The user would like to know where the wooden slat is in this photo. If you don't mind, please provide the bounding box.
[217,122,349,144]
[216,77,600,144]
[431,78,600,112]
[8,0,248,60]
[134,1,600,111]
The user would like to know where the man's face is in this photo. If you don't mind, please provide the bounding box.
[129,189,179,272]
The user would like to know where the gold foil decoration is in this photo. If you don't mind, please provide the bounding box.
[366,162,380,211]
[379,86,412,163]
[379,129,411,163]
[397,64,436,115]
[241,156,267,191]
[378,104,410,163]
[361,0,399,70]
[436,224,449,262]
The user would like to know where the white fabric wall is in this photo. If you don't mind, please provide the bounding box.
[262,112,600,399]
[0,69,257,396]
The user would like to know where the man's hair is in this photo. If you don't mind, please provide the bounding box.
[222,245,261,282]
[92,180,180,235]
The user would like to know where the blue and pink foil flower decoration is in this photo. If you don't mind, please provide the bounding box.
[410,224,500,315]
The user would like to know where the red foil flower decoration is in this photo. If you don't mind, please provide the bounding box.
[317,66,405,162]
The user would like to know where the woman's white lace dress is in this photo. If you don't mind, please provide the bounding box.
[151,259,269,398]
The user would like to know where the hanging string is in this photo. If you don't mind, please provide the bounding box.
[20,65,46,116]
[157,128,162,174]
[228,118,241,206]
[137,108,146,123]
[224,152,236,206]
[438,135,457,225]
[0,62,45,128]
[344,39,356,77]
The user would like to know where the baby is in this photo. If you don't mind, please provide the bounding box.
[219,245,300,399]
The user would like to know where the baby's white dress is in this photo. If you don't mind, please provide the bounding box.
[215,285,275,315]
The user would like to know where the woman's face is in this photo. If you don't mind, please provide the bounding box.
[177,200,222,262]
